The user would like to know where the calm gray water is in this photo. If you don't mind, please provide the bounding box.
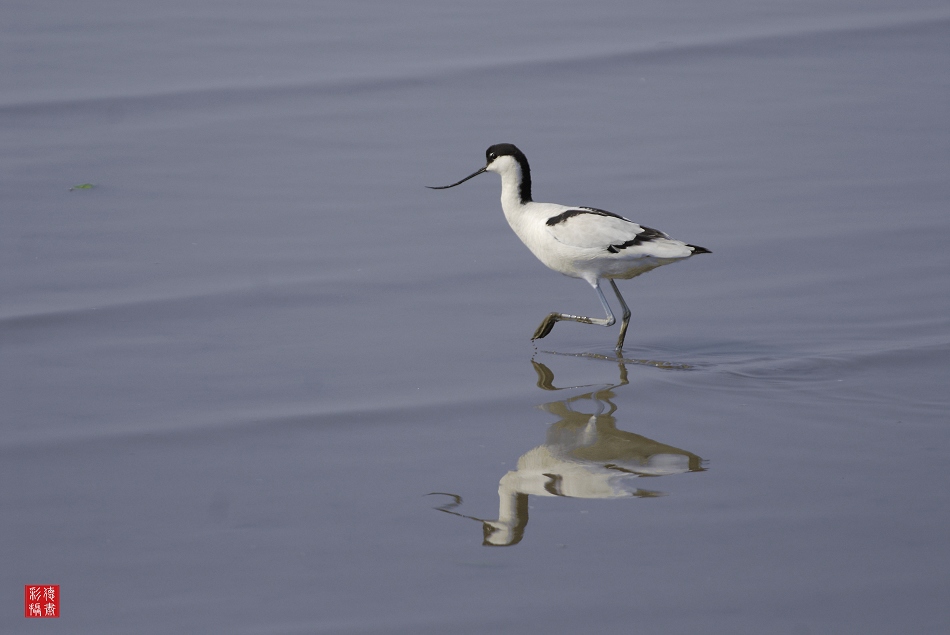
[3,1,949,633]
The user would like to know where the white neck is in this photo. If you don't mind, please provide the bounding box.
[494,159,531,231]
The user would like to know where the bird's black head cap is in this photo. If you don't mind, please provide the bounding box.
[486,143,532,203]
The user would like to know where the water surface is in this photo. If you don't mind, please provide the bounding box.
[2,1,949,633]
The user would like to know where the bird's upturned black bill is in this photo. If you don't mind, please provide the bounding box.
[426,166,487,189]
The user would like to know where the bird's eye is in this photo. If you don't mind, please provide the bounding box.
[488,152,497,160]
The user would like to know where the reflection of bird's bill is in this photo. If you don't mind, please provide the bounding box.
[427,493,526,547]
[426,492,484,522]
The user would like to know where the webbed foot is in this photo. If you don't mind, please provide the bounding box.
[531,313,561,340]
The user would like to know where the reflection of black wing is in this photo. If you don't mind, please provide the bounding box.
[570,425,704,473]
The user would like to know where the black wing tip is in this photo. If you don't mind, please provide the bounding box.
[688,244,712,254]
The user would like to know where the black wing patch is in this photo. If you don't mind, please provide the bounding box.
[545,207,626,226]
[606,225,669,253]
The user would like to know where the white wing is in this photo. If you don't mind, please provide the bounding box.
[545,208,693,258]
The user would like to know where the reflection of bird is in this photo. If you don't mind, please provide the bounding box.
[431,360,704,546]
[429,144,709,351]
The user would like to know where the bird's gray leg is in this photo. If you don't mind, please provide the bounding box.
[531,280,616,341]
[609,279,631,351]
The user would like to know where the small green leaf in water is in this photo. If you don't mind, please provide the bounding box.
[70,183,95,191]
